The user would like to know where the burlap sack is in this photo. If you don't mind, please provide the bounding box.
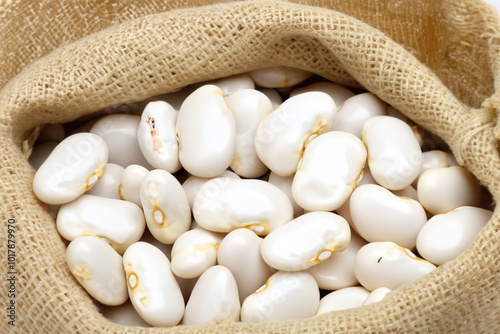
[1,0,499,332]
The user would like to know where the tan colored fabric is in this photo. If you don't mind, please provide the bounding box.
[1,0,500,332]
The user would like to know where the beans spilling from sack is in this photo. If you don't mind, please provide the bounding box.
[30,66,494,327]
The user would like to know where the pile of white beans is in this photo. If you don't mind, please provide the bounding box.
[30,66,494,327]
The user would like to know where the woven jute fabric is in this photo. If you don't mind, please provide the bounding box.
[1,0,500,332]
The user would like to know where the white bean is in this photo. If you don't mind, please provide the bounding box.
[315,286,370,315]
[308,230,367,290]
[363,287,391,305]
[417,166,482,215]
[140,169,191,244]
[226,89,272,178]
[331,93,387,136]
[118,164,149,208]
[90,114,152,169]
[217,228,273,301]
[57,194,145,254]
[350,184,427,249]
[123,242,184,327]
[354,241,436,291]
[416,206,492,265]
[33,132,108,204]
[66,236,127,306]
[193,178,293,236]
[137,101,181,173]
[170,228,224,279]
[248,66,313,88]
[290,82,355,110]
[362,115,422,190]
[255,92,336,176]
[182,265,240,325]
[86,163,123,199]
[210,73,255,96]
[260,211,351,271]
[176,84,236,177]
[292,131,367,211]
[240,271,319,323]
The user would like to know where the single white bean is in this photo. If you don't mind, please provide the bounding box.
[217,228,273,301]
[33,132,108,204]
[170,228,224,279]
[292,131,367,211]
[240,271,319,323]
[363,287,392,305]
[90,114,152,169]
[416,206,492,265]
[349,184,427,249]
[182,170,240,209]
[57,194,145,254]
[267,172,304,218]
[182,265,240,325]
[86,163,124,199]
[260,211,351,271]
[66,236,128,306]
[248,66,313,88]
[210,73,255,96]
[255,92,337,176]
[417,166,482,215]
[140,169,191,244]
[118,164,149,208]
[354,241,436,291]
[226,89,272,178]
[362,115,422,190]
[308,230,367,290]
[193,178,293,236]
[290,82,355,110]
[137,101,181,173]
[176,84,236,178]
[331,93,387,136]
[123,242,184,327]
[315,286,370,315]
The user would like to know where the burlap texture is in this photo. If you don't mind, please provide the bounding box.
[1,0,500,332]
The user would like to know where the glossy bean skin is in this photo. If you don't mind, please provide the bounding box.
[140,169,191,244]
[176,85,236,178]
[362,116,422,190]
[33,133,108,204]
[260,211,351,271]
[182,265,240,325]
[354,241,436,291]
[57,194,145,254]
[66,236,128,306]
[137,101,181,173]
[248,66,313,88]
[417,166,482,215]
[122,242,184,327]
[240,271,319,323]
[292,131,367,211]
[119,164,149,208]
[255,92,336,176]
[193,178,293,236]
[416,206,492,265]
[315,286,370,315]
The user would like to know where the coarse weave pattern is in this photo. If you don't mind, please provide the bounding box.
[1,0,499,333]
